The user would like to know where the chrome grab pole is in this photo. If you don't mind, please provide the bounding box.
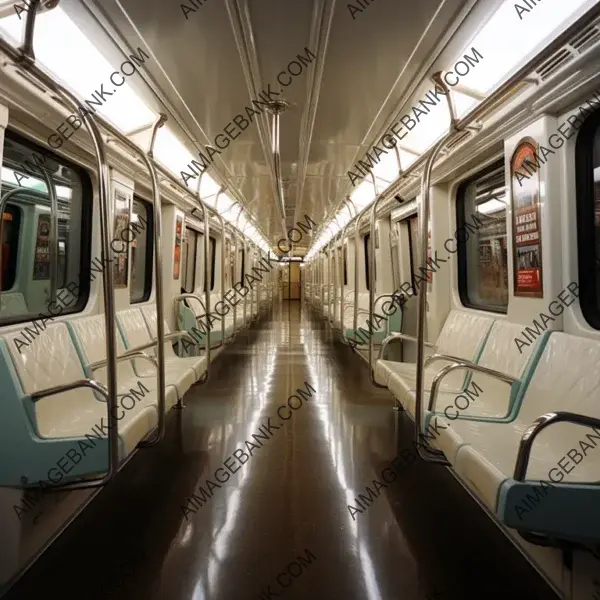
[14,0,119,485]
[37,168,58,305]
[414,72,459,464]
[194,172,212,372]
[368,193,385,382]
[352,206,371,340]
[214,189,226,344]
[338,213,357,343]
[139,113,169,430]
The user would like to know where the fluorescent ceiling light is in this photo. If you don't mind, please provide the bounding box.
[478,197,506,215]
[452,0,590,95]
[153,127,195,178]
[351,180,375,209]
[216,193,234,213]
[2,7,156,133]
[199,174,220,200]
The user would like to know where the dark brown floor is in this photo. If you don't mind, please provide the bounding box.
[3,301,561,600]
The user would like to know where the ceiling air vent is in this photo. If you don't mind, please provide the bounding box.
[446,129,472,151]
[536,48,573,81]
[570,21,600,54]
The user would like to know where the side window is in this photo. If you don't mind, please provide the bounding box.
[130,198,152,304]
[181,227,197,294]
[406,215,420,295]
[364,233,370,290]
[343,245,348,286]
[240,248,245,286]
[1,205,21,291]
[1,130,92,324]
[456,160,508,313]
[204,236,216,292]
[576,108,600,329]
[364,233,376,291]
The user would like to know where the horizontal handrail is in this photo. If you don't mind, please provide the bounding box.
[514,411,600,481]
[88,350,158,373]
[377,332,436,361]
[29,378,118,492]
[428,362,517,412]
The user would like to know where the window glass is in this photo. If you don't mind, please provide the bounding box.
[1,205,21,291]
[343,244,348,286]
[0,130,91,323]
[575,109,600,329]
[457,161,509,313]
[204,236,216,292]
[130,198,152,303]
[240,248,245,286]
[181,227,197,294]
[364,233,375,290]
[406,215,420,296]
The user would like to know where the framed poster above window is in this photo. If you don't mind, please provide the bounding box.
[510,138,544,298]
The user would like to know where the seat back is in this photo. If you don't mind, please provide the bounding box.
[518,333,600,423]
[68,314,133,384]
[3,323,97,436]
[457,320,549,419]
[141,305,177,359]
[116,308,153,349]
[435,310,495,358]
[0,292,28,318]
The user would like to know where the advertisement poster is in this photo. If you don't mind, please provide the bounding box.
[510,138,543,298]
[33,215,51,280]
[113,190,131,288]
[173,215,183,279]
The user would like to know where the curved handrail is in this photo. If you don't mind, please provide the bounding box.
[137,113,168,439]
[13,0,119,483]
[368,192,401,384]
[29,379,117,491]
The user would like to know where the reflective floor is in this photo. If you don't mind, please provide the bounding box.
[5,301,560,600]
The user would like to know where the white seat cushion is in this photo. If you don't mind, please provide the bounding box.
[118,308,195,399]
[444,332,600,511]
[3,323,156,457]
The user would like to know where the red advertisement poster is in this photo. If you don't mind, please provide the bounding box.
[173,216,183,279]
[510,138,543,298]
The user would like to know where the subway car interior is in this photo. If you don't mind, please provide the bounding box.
[1,0,600,598]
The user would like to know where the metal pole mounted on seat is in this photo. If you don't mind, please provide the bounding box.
[414,72,459,465]
[139,113,169,432]
[12,0,119,488]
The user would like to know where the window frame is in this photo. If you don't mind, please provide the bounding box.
[1,129,93,325]
[130,196,153,304]
[456,158,508,314]
[364,233,371,291]
[575,107,600,330]
[1,204,22,292]
[181,226,198,295]
[204,236,216,292]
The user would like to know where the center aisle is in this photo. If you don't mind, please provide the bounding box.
[5,301,559,600]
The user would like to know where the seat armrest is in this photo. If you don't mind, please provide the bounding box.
[30,378,109,402]
[514,412,600,480]
[428,362,517,413]
[424,354,478,370]
[88,350,159,372]
[378,332,436,361]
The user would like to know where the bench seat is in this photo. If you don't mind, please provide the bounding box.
[431,332,600,542]
[117,308,196,398]
[376,310,495,415]
[141,306,207,381]
[0,323,156,485]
